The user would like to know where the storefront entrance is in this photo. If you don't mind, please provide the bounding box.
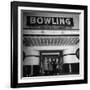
[40,51,63,75]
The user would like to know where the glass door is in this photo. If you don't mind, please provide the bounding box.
[40,51,63,76]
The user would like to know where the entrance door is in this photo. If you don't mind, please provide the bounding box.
[40,51,63,75]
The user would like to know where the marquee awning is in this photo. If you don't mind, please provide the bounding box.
[23,36,79,46]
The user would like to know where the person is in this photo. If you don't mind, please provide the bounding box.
[48,58,53,75]
[43,57,49,75]
[52,58,57,75]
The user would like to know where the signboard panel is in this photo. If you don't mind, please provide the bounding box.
[26,16,74,26]
[22,11,80,30]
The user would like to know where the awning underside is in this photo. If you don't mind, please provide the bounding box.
[23,36,79,46]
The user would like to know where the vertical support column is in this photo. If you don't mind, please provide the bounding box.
[31,65,33,76]
[69,64,72,73]
[63,49,73,74]
[40,52,44,75]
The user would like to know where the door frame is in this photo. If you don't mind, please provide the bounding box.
[40,50,63,74]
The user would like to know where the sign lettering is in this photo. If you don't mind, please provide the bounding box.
[26,16,74,26]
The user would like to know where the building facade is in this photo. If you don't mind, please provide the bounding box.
[22,10,80,77]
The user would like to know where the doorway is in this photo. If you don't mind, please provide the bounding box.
[40,51,63,76]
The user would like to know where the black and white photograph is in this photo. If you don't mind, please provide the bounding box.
[11,1,87,88]
[22,10,80,77]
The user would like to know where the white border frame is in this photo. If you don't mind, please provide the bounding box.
[18,6,84,83]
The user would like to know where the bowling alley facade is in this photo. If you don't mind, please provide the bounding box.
[11,1,87,88]
[22,10,80,77]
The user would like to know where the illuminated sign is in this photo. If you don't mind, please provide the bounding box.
[26,16,74,26]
